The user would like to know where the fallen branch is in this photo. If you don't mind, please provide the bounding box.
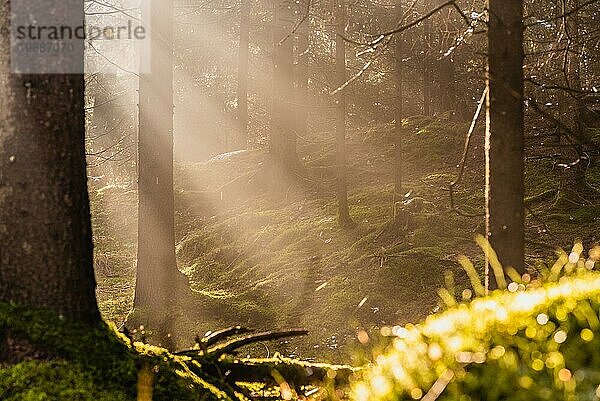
[206,329,309,359]
[204,326,254,347]
[202,354,357,387]
[175,329,309,359]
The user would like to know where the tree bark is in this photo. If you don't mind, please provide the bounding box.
[294,12,309,141]
[485,0,525,284]
[0,1,99,323]
[557,0,587,196]
[236,0,250,150]
[394,0,404,197]
[422,17,432,116]
[335,0,353,227]
[565,0,583,137]
[435,4,456,114]
[271,0,299,171]
[135,0,184,341]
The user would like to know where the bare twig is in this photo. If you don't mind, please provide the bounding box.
[341,0,459,47]
[448,88,487,218]
[277,0,312,46]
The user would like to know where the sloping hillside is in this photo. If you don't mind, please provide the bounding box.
[91,115,600,361]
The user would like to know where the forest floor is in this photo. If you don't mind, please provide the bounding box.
[90,115,600,363]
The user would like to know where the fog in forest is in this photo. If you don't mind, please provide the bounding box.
[2,0,600,398]
[78,0,600,360]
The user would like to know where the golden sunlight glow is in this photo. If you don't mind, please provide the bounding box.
[353,270,600,401]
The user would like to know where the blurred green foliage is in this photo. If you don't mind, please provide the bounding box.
[352,245,600,401]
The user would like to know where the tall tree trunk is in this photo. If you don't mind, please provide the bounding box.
[271,0,299,171]
[558,0,587,196]
[394,0,404,197]
[422,17,432,116]
[135,0,184,342]
[236,0,250,149]
[294,13,309,141]
[435,4,456,114]
[0,0,99,326]
[335,0,353,227]
[565,0,583,136]
[485,0,525,286]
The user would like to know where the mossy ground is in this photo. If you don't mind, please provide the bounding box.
[0,304,228,401]
[0,361,131,401]
[89,115,600,361]
[5,115,598,399]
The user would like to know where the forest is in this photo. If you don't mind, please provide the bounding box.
[1,0,600,399]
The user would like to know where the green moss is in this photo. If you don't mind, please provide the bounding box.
[568,205,600,223]
[544,206,600,225]
[402,115,467,169]
[352,254,600,401]
[0,303,230,401]
[0,361,130,401]
[525,159,559,199]
[91,114,598,361]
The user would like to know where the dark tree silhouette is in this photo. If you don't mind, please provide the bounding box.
[422,15,432,116]
[236,0,250,149]
[294,14,309,141]
[0,0,100,345]
[485,0,525,282]
[271,0,299,171]
[394,0,404,197]
[434,2,456,114]
[335,0,353,227]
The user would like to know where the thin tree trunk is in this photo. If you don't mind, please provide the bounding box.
[89,74,114,171]
[236,0,250,149]
[422,17,432,116]
[435,4,456,114]
[0,0,99,326]
[335,0,353,227]
[271,0,299,171]
[294,13,309,141]
[135,0,184,343]
[565,0,583,136]
[88,74,130,179]
[558,0,587,195]
[394,0,404,197]
[485,0,525,286]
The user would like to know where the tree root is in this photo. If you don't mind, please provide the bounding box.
[172,327,357,400]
